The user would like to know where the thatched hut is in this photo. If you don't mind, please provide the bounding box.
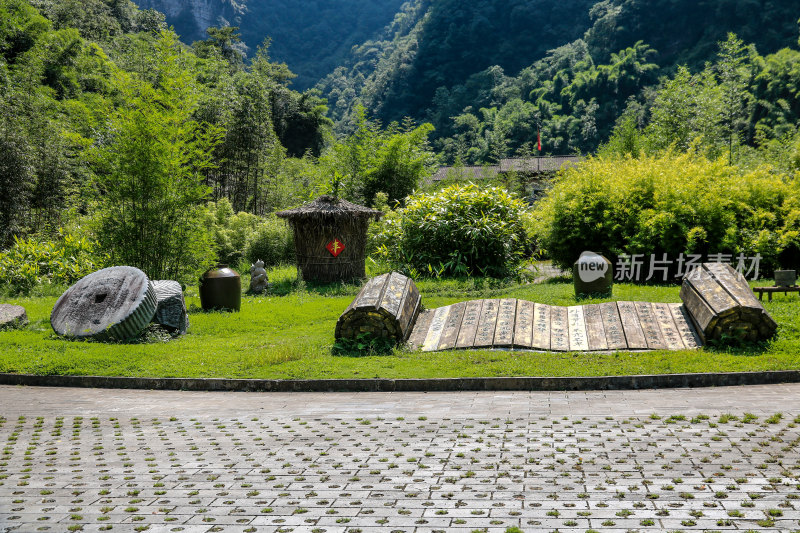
[277,195,383,283]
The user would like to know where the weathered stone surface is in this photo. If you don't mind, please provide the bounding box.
[422,305,450,351]
[409,298,706,353]
[473,299,499,348]
[635,302,667,350]
[573,251,613,297]
[652,302,684,350]
[493,298,517,347]
[583,304,608,351]
[513,299,534,349]
[336,272,421,343]
[774,269,797,287]
[567,305,589,351]
[681,263,777,343]
[406,309,434,351]
[437,301,465,351]
[455,300,482,348]
[617,301,647,349]
[151,280,188,335]
[531,303,551,350]
[51,266,157,341]
[0,304,27,331]
[248,259,270,293]
[348,276,720,354]
[550,305,570,351]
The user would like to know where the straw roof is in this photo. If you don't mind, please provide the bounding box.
[276,195,383,222]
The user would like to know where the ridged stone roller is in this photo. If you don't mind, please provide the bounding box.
[51,266,157,341]
[336,272,421,343]
[680,262,777,343]
[152,280,189,335]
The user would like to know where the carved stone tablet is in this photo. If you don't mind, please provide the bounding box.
[513,300,534,349]
[493,299,517,347]
[583,304,608,351]
[407,309,435,350]
[0,304,28,331]
[531,303,551,350]
[474,299,499,348]
[567,306,589,351]
[600,302,627,350]
[617,301,647,349]
[456,300,483,349]
[669,303,702,349]
[437,301,466,351]
[422,305,451,352]
[652,302,684,350]
[51,266,157,341]
[550,306,569,351]
[634,302,667,350]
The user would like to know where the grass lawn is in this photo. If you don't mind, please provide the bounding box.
[1,266,798,380]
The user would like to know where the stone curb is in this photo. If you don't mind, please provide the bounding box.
[1,370,799,392]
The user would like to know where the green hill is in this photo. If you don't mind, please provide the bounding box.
[134,0,407,89]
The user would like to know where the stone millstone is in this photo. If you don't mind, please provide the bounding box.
[152,280,188,335]
[51,266,157,341]
[0,304,28,331]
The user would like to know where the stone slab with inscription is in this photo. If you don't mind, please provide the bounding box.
[337,275,728,354]
[407,299,705,353]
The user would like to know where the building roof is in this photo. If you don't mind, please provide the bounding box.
[276,195,383,221]
[427,165,500,184]
[499,156,584,173]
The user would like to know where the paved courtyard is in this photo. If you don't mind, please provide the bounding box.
[1,384,800,532]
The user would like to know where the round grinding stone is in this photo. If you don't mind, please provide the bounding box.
[51,266,157,341]
[0,304,28,331]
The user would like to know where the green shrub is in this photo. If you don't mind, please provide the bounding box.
[211,199,262,265]
[374,183,529,278]
[210,199,294,268]
[0,230,107,294]
[244,216,294,267]
[532,152,800,275]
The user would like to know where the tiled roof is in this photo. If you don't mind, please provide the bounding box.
[427,165,500,183]
[499,156,584,173]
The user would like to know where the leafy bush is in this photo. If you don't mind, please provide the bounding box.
[374,183,529,277]
[211,199,260,265]
[210,199,294,268]
[0,231,107,294]
[531,152,800,275]
[244,216,294,267]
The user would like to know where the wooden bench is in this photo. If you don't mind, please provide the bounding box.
[753,286,800,301]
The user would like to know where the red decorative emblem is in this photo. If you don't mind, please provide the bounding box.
[326,239,345,257]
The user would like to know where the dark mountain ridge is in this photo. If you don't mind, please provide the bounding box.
[134,0,407,89]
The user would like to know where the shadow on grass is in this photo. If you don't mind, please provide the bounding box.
[702,338,771,356]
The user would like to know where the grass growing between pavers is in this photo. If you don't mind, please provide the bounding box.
[1,411,799,532]
[0,266,798,380]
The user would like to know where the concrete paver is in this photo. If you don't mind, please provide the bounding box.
[1,384,800,532]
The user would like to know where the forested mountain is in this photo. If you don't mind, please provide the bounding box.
[0,0,331,249]
[134,0,407,89]
[319,0,800,160]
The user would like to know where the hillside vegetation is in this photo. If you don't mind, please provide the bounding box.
[319,0,800,160]
[135,0,408,89]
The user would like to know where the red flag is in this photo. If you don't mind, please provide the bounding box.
[537,130,542,152]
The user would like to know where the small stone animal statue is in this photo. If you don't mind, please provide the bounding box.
[249,259,270,293]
